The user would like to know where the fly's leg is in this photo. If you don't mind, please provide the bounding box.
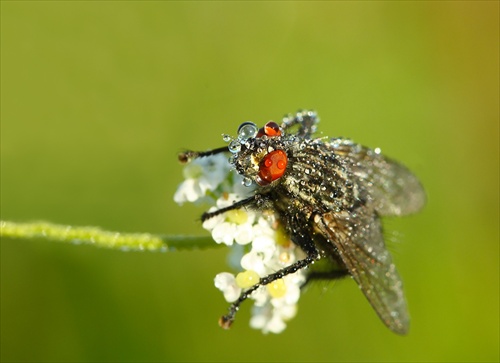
[201,195,258,222]
[281,110,319,139]
[219,252,320,329]
[178,146,229,164]
[219,228,322,329]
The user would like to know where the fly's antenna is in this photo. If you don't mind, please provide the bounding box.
[178,146,229,164]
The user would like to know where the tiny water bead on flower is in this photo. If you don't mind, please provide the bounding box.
[176,110,425,335]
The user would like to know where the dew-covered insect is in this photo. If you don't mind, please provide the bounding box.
[178,110,425,334]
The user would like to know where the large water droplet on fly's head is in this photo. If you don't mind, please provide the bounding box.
[237,122,258,141]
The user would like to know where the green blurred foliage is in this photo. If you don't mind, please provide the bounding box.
[1,2,498,362]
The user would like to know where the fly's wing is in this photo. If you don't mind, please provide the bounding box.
[331,141,425,217]
[315,208,410,334]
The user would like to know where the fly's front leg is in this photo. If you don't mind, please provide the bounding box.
[281,110,319,139]
[218,230,322,329]
[201,195,259,222]
[178,146,229,164]
[219,254,320,329]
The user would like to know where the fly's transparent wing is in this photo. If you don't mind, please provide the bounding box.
[331,141,425,217]
[315,208,410,334]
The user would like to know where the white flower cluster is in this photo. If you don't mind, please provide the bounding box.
[174,152,307,334]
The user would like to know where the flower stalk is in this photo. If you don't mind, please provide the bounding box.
[0,220,215,252]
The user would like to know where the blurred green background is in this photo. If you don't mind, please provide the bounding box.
[1,1,498,362]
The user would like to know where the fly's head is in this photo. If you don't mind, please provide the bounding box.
[225,121,291,187]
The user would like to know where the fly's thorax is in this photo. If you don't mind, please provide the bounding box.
[280,140,362,213]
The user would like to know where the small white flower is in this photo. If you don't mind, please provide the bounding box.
[202,193,257,246]
[281,276,304,305]
[211,222,238,246]
[251,235,276,260]
[274,301,298,321]
[214,272,241,303]
[234,223,254,245]
[241,250,270,277]
[173,178,204,204]
[249,277,301,334]
[174,154,231,205]
[250,286,270,307]
[250,304,293,334]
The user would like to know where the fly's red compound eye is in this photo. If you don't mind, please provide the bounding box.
[257,149,288,186]
[257,121,282,138]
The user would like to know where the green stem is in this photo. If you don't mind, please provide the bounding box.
[0,221,216,252]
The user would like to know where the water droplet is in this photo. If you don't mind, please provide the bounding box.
[352,143,362,153]
[222,134,232,142]
[237,122,258,141]
[242,177,253,187]
[228,140,241,153]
